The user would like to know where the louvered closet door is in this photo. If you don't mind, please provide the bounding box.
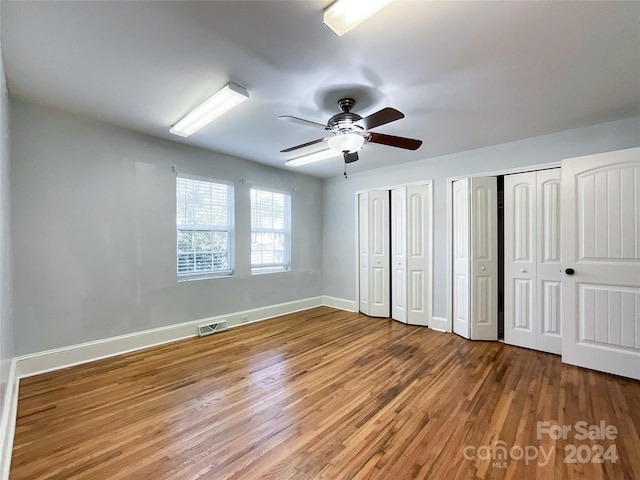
[561,148,640,380]
[358,190,390,318]
[504,169,562,354]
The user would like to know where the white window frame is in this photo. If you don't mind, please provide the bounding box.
[250,187,291,275]
[176,174,234,281]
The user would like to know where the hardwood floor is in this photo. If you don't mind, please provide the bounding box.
[10,307,640,479]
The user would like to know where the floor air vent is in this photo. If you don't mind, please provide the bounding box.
[198,320,228,337]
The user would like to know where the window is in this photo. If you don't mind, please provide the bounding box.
[176,176,233,279]
[250,188,291,274]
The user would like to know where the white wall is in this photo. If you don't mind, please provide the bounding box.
[323,116,640,320]
[10,100,323,355]
[0,2,13,414]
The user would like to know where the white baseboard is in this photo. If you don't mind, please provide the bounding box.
[430,316,450,332]
[322,296,357,312]
[0,359,18,480]
[15,296,324,379]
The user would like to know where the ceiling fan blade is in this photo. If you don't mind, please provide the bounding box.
[344,151,359,163]
[278,115,327,129]
[357,107,404,130]
[280,137,327,153]
[368,132,422,150]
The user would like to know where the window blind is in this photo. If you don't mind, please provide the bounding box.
[250,188,291,274]
[177,177,233,278]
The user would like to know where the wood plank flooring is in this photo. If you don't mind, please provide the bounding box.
[10,307,640,479]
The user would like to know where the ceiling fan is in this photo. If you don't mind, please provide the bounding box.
[280,98,422,164]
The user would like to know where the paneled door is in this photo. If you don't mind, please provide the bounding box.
[470,177,498,340]
[391,188,407,322]
[453,179,471,338]
[504,169,562,354]
[453,177,498,340]
[561,147,640,380]
[536,169,562,354]
[358,190,390,318]
[391,185,432,325]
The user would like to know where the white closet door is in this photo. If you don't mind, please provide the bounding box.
[358,192,371,316]
[470,177,498,340]
[392,185,432,325]
[359,190,390,318]
[561,147,640,380]
[453,179,470,338]
[504,172,537,349]
[505,169,562,354]
[391,188,407,323]
[406,185,431,326]
[536,169,562,354]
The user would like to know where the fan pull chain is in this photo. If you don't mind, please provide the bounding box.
[344,162,348,179]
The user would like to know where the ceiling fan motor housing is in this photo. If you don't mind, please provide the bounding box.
[328,98,364,134]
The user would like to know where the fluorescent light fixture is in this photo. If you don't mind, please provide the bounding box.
[323,0,393,36]
[170,82,249,137]
[285,149,341,167]
[328,132,365,153]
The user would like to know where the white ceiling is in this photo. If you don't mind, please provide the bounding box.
[2,1,639,178]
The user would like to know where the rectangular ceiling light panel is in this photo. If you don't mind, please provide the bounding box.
[170,83,249,137]
[285,149,341,167]
[323,0,393,36]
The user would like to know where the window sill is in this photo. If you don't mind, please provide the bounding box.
[251,268,291,276]
[177,270,234,282]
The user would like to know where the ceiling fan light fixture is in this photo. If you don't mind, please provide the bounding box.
[170,82,249,137]
[328,132,365,153]
[285,149,342,167]
[323,0,394,36]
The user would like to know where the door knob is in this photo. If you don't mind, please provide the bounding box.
[565,268,575,276]
[481,266,486,271]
